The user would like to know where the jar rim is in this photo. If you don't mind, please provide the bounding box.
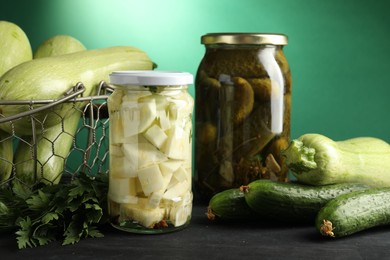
[201,33,288,45]
[109,70,193,86]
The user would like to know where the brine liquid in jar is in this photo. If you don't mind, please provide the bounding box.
[194,33,292,201]
[107,71,194,233]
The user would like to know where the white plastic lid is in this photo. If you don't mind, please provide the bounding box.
[109,70,194,86]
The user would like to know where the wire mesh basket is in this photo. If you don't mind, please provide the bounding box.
[0,81,112,189]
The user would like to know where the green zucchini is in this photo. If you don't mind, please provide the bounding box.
[12,34,87,186]
[0,20,33,183]
[34,35,86,59]
[13,109,82,186]
[282,133,390,187]
[244,179,370,223]
[207,187,257,221]
[316,188,390,238]
[0,20,32,76]
[0,46,154,135]
[0,130,13,183]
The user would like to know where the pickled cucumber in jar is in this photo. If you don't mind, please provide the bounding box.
[108,71,194,233]
[194,33,292,201]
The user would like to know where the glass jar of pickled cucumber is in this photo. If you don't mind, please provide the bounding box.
[107,71,194,233]
[194,33,292,201]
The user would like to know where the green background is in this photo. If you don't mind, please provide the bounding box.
[1,0,390,142]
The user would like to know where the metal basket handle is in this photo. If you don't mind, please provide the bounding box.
[0,82,86,124]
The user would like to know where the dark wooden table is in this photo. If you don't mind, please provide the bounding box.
[1,201,390,260]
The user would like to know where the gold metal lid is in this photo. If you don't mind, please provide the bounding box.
[201,33,288,45]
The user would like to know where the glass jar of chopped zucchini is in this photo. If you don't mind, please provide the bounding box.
[108,71,194,233]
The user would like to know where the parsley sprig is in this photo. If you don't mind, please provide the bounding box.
[0,173,108,249]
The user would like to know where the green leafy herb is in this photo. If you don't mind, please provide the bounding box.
[0,172,108,249]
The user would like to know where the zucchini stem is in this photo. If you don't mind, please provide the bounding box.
[281,140,317,173]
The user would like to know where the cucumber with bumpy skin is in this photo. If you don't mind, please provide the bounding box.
[207,187,257,221]
[316,188,390,238]
[244,179,370,223]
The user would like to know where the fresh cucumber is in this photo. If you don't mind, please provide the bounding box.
[207,187,257,221]
[316,188,390,238]
[244,179,369,223]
